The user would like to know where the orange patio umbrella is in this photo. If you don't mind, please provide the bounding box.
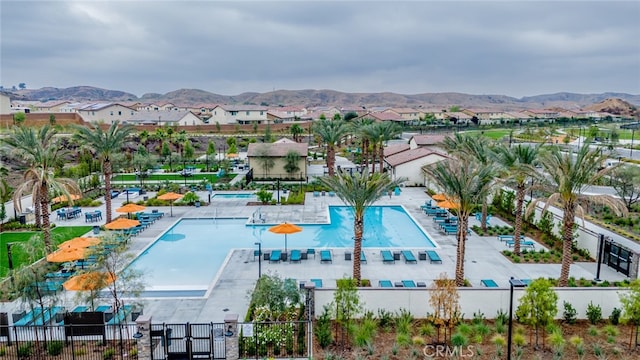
[46,247,86,263]
[157,192,183,217]
[432,193,447,201]
[58,237,100,250]
[226,153,239,158]
[436,199,459,210]
[116,203,146,219]
[52,194,81,203]
[268,222,303,253]
[104,217,140,230]
[63,271,116,291]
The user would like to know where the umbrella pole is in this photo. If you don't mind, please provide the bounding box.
[285,234,287,253]
[170,201,173,217]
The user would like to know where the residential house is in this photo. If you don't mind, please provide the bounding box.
[383,108,424,122]
[0,93,11,115]
[384,147,449,186]
[247,140,308,180]
[408,134,448,149]
[77,103,137,124]
[522,109,559,121]
[208,105,268,125]
[127,110,203,126]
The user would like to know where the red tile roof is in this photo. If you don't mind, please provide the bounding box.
[385,147,448,167]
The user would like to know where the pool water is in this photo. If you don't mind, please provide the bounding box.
[211,193,256,199]
[129,206,435,296]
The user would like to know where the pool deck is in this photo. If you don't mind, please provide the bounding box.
[1,188,629,324]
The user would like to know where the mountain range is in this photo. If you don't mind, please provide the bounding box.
[6,86,640,111]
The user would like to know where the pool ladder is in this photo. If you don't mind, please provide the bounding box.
[252,208,265,224]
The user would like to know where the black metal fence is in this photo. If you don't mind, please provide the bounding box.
[149,322,226,360]
[238,321,309,359]
[0,323,138,359]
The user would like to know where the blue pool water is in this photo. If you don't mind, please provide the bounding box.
[130,206,435,295]
[212,193,256,199]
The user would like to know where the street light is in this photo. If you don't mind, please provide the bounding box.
[254,242,262,278]
[508,277,527,360]
[631,128,635,158]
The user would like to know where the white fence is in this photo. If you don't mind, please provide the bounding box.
[314,287,628,320]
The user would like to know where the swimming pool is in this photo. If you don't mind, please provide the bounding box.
[212,193,256,199]
[129,205,435,296]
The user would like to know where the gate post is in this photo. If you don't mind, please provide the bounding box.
[135,315,152,360]
[224,313,239,360]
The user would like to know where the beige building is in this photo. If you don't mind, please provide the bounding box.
[77,103,137,124]
[384,147,449,186]
[0,93,11,115]
[208,105,269,125]
[247,140,308,180]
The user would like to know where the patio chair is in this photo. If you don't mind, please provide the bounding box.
[106,305,133,325]
[72,306,89,313]
[33,306,65,326]
[381,250,395,264]
[270,250,282,263]
[310,278,323,288]
[14,308,44,326]
[401,250,417,264]
[426,250,442,264]
[320,250,332,263]
[290,250,302,263]
[402,280,416,288]
[360,251,367,264]
[378,280,393,288]
[481,279,499,288]
[307,248,316,258]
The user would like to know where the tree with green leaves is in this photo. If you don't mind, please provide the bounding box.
[375,122,402,173]
[319,169,402,284]
[73,121,134,224]
[254,145,275,178]
[332,277,363,347]
[290,123,303,142]
[350,118,375,170]
[528,143,627,286]
[423,157,494,286]
[206,140,216,171]
[610,165,640,211]
[283,150,301,178]
[492,144,541,254]
[264,124,272,143]
[619,279,640,348]
[13,112,25,126]
[515,278,558,349]
[314,119,348,176]
[249,273,301,320]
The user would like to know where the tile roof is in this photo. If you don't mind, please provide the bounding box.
[385,147,448,167]
[410,134,448,146]
[247,142,308,157]
[128,110,196,122]
[384,143,410,157]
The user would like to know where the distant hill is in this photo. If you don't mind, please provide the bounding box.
[8,86,640,112]
[584,98,638,119]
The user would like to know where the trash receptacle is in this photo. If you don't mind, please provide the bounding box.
[93,226,100,235]
[195,201,201,208]
[393,251,401,261]
[19,215,26,224]
[345,252,352,261]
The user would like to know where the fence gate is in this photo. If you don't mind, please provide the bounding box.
[150,322,226,360]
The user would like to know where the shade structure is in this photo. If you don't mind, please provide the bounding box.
[63,271,116,291]
[157,192,183,217]
[116,203,146,214]
[436,200,459,210]
[432,193,447,201]
[58,237,100,250]
[268,222,303,253]
[104,217,140,230]
[46,247,86,263]
[51,194,81,203]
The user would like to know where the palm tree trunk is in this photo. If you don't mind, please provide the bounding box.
[34,192,42,228]
[104,160,114,223]
[559,203,576,287]
[362,140,368,169]
[513,183,526,255]
[353,215,363,286]
[379,143,384,173]
[481,200,488,233]
[455,215,468,286]
[40,184,53,253]
[327,144,336,176]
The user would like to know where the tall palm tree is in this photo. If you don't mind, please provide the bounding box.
[350,118,374,170]
[492,144,541,255]
[360,123,381,173]
[529,143,627,286]
[320,169,402,285]
[424,158,494,286]
[3,126,80,253]
[376,122,402,173]
[313,119,348,176]
[73,122,134,224]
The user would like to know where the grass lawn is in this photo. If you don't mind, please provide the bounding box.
[0,226,92,277]
[463,128,513,140]
[114,173,223,182]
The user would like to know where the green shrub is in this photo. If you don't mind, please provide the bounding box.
[316,306,333,348]
[17,342,33,358]
[609,307,621,325]
[103,348,116,360]
[563,301,577,324]
[47,341,64,356]
[586,301,602,325]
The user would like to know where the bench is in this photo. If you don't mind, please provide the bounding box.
[497,235,515,242]
[481,279,499,288]
[426,250,442,264]
[506,240,535,249]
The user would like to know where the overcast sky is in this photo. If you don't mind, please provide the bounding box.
[1,0,639,98]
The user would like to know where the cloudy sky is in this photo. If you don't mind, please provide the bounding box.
[1,0,639,98]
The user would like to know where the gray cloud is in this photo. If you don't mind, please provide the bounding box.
[1,0,638,98]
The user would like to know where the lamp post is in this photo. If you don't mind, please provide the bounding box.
[6,242,15,285]
[276,179,281,204]
[254,242,262,278]
[631,128,635,158]
[508,277,527,360]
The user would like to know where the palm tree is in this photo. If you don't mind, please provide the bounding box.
[424,158,494,286]
[290,123,303,143]
[3,126,80,253]
[313,119,348,176]
[492,144,541,255]
[320,169,402,285]
[73,122,134,224]
[349,118,374,169]
[376,122,402,173]
[529,143,627,286]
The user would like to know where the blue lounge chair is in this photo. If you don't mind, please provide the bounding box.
[106,305,133,325]
[72,306,88,312]
[253,249,261,260]
[506,240,535,249]
[14,308,44,326]
[381,250,395,264]
[33,306,64,326]
[270,250,282,263]
[401,250,417,264]
[307,248,316,258]
[95,305,112,313]
[402,280,416,288]
[320,250,332,263]
[378,280,393,288]
[310,278,323,288]
[426,250,442,264]
[520,279,532,285]
[290,250,302,263]
[360,251,367,264]
[481,279,499,288]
